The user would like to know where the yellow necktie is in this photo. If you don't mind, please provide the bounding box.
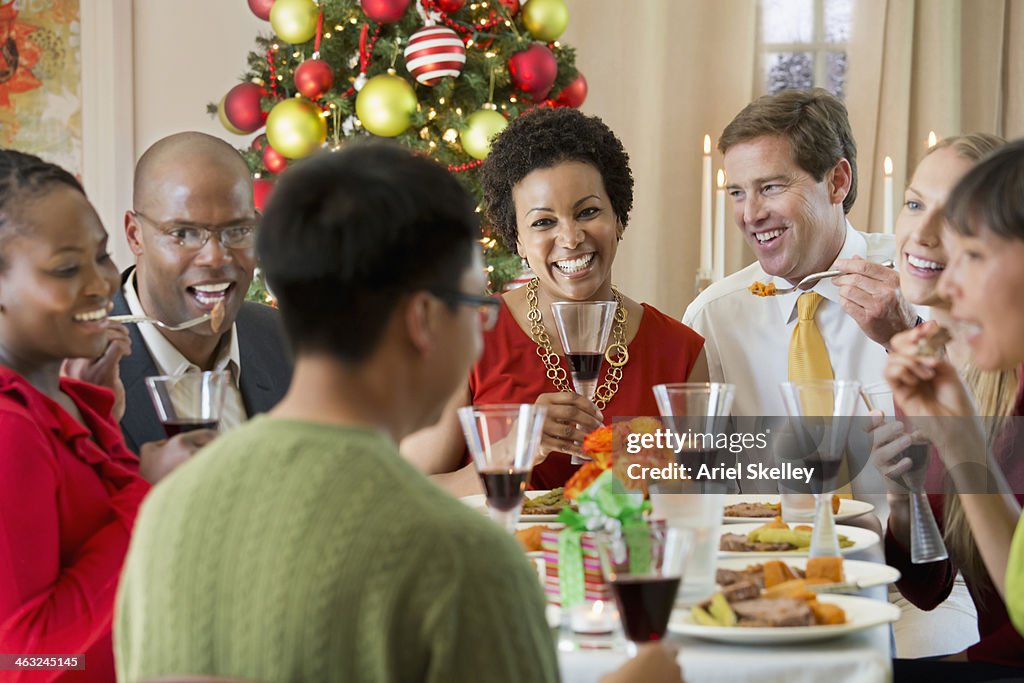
[788,292,852,497]
[789,292,833,383]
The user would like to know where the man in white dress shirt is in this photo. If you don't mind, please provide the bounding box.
[683,89,916,417]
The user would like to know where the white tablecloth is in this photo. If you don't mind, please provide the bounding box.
[557,545,893,683]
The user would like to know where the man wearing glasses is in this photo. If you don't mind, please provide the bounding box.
[113,132,291,452]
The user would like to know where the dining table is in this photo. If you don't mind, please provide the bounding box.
[555,536,894,683]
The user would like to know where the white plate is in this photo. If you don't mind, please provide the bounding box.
[717,523,880,557]
[460,490,567,522]
[668,593,900,644]
[722,494,875,524]
[715,557,900,591]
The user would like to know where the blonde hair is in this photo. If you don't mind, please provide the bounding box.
[925,133,1004,164]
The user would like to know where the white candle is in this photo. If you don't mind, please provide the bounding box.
[927,131,937,148]
[883,156,894,235]
[700,134,713,274]
[570,600,617,635]
[713,169,726,281]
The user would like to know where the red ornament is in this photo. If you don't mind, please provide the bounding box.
[253,178,275,212]
[555,71,587,108]
[436,0,465,11]
[499,0,519,16]
[224,82,267,133]
[360,0,410,23]
[508,44,557,100]
[250,134,269,153]
[294,58,334,99]
[248,0,275,21]
[403,26,466,86]
[262,144,289,174]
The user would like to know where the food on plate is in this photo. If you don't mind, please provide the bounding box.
[724,495,840,518]
[521,487,572,516]
[915,324,952,357]
[763,559,801,588]
[514,525,560,552]
[806,556,845,584]
[719,519,854,552]
[692,562,848,628]
[717,558,845,592]
[724,501,781,518]
[748,281,778,297]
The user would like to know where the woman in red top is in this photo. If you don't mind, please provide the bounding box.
[405,108,706,494]
[0,151,205,682]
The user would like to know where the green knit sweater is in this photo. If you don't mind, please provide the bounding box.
[115,416,559,682]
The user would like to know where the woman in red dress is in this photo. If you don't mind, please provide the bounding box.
[0,151,204,682]
[405,108,707,494]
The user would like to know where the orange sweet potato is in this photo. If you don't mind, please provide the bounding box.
[763,560,798,588]
[806,556,844,584]
[808,600,846,625]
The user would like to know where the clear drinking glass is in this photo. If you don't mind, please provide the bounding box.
[549,301,617,464]
[457,404,547,532]
[145,370,230,437]
[862,386,948,564]
[650,383,735,603]
[597,525,693,656]
[778,379,861,557]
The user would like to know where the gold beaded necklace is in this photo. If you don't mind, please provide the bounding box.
[525,277,630,411]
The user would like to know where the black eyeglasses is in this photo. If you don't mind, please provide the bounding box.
[428,289,500,331]
[131,210,258,251]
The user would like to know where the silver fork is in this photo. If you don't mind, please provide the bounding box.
[770,259,895,295]
[109,313,211,331]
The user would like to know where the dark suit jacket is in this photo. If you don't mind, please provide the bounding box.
[114,268,292,452]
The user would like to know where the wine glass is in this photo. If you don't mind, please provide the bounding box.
[778,380,861,558]
[549,301,617,464]
[145,370,230,437]
[862,385,949,564]
[457,404,547,532]
[597,524,692,656]
[651,383,734,603]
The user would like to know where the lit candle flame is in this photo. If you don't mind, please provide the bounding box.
[717,169,726,188]
[884,156,893,176]
[703,134,711,155]
[928,131,937,148]
[593,600,604,615]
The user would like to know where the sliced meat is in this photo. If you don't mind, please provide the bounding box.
[721,580,762,603]
[716,566,767,588]
[724,502,781,518]
[719,534,793,553]
[732,598,815,627]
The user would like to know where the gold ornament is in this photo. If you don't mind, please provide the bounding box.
[270,0,320,44]
[355,74,417,137]
[525,278,629,411]
[460,109,508,160]
[217,96,247,135]
[266,99,327,159]
[522,0,569,42]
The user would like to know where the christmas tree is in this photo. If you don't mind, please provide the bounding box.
[213,0,588,301]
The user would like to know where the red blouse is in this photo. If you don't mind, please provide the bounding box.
[469,299,704,489]
[0,367,150,683]
[885,372,1024,667]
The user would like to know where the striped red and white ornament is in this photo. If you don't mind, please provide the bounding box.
[403,26,466,86]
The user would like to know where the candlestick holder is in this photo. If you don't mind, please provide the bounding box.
[694,268,713,296]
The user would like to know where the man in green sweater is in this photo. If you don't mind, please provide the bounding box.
[114,142,682,683]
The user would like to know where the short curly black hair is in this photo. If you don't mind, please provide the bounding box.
[480,107,634,252]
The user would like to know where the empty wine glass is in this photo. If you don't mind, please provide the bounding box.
[550,301,617,464]
[862,386,948,564]
[458,404,547,532]
[779,380,861,558]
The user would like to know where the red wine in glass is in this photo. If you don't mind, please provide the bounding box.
[479,468,530,512]
[162,419,220,438]
[610,575,682,642]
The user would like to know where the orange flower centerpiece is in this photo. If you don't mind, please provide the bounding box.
[544,418,672,606]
